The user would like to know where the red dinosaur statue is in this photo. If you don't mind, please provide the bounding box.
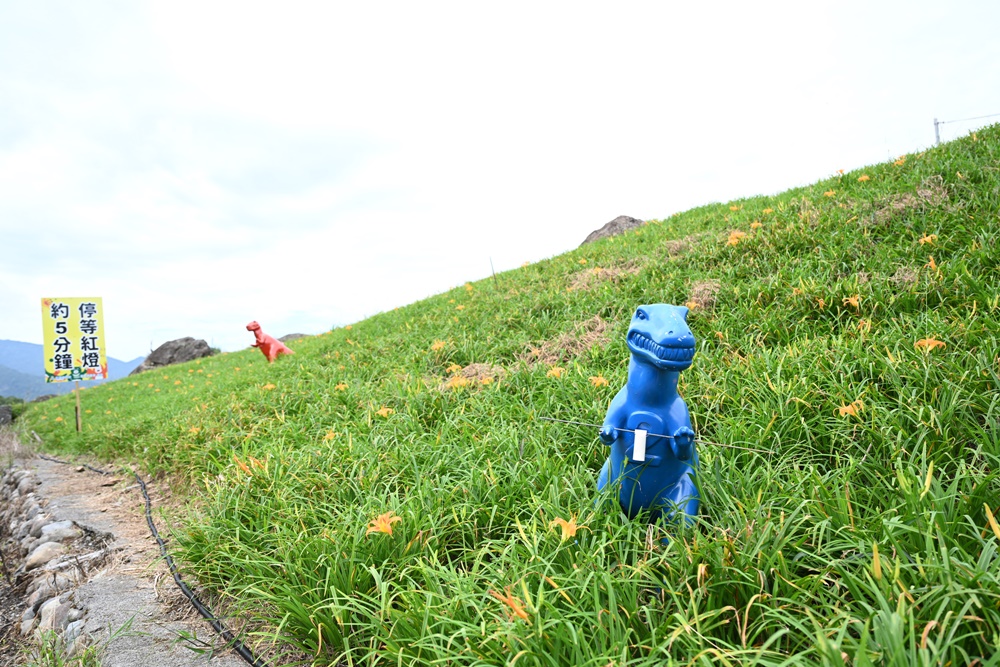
[246,321,295,362]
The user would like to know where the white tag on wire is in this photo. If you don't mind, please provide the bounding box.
[632,429,647,462]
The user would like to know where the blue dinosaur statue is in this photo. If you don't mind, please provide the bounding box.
[598,304,699,524]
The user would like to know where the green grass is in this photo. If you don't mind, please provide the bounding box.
[21,127,1000,665]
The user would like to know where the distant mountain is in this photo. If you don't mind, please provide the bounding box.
[0,339,145,401]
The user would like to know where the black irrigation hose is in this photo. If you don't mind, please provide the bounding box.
[35,453,268,667]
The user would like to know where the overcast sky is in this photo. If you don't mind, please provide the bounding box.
[2,1,999,361]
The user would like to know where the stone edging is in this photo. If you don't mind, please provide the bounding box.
[1,463,113,658]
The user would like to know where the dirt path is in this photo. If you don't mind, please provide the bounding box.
[0,446,248,667]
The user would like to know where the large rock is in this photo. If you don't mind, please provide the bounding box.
[129,337,215,375]
[580,215,645,246]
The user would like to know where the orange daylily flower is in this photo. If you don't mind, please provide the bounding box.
[189,427,201,434]
[729,205,742,211]
[262,383,276,391]
[446,363,463,374]
[465,282,474,292]
[54,417,63,422]
[858,174,870,182]
[762,208,774,214]
[455,305,465,311]
[375,406,394,417]
[445,376,470,389]
[914,338,946,352]
[843,295,860,309]
[926,256,937,270]
[489,587,530,622]
[837,400,864,417]
[323,429,337,441]
[750,221,762,229]
[684,300,699,310]
[549,516,583,540]
[894,156,906,167]
[823,190,835,197]
[578,258,588,265]
[174,380,182,385]
[366,511,402,536]
[335,383,348,391]
[589,375,609,387]
[430,340,446,351]
[919,234,937,246]
[546,366,564,378]
[233,455,251,474]
[816,298,826,309]
[727,230,747,246]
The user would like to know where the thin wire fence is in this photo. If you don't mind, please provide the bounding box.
[934,112,1000,144]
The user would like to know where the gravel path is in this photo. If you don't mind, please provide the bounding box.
[0,450,248,667]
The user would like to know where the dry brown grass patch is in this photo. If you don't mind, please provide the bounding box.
[665,233,706,257]
[567,260,642,292]
[890,266,919,288]
[519,316,610,367]
[872,175,949,225]
[687,280,722,312]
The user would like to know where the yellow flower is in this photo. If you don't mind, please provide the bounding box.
[823,190,835,197]
[345,324,352,330]
[843,295,860,309]
[726,230,747,246]
[445,376,470,389]
[762,208,774,214]
[375,406,394,417]
[446,363,463,374]
[546,366,564,378]
[155,389,160,393]
[148,384,154,388]
[323,429,337,441]
[837,169,844,175]
[262,383,276,391]
[234,367,241,372]
[589,375,609,387]
[750,221,762,229]
[858,174,870,182]
[366,511,402,536]
[729,205,741,212]
[549,515,583,540]
[684,300,699,311]
[816,298,826,309]
[578,258,588,265]
[335,383,348,391]
[174,380,182,385]
[919,234,937,246]
[926,256,937,270]
[85,409,92,414]
[465,282,474,292]
[54,417,63,422]
[489,587,530,622]
[893,156,906,167]
[480,376,494,385]
[837,400,864,417]
[914,338,946,352]
[189,427,201,434]
[430,340,446,351]
[105,410,112,415]
[455,304,465,311]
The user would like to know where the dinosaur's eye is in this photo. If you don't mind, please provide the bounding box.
[635,309,648,320]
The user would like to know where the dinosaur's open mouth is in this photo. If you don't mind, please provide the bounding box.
[628,331,695,364]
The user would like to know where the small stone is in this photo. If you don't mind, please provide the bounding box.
[100,478,120,487]
[36,595,71,633]
[67,608,85,623]
[38,520,82,544]
[25,542,68,571]
[17,477,38,496]
[64,619,86,647]
[28,515,50,538]
[75,466,85,472]
[20,617,37,636]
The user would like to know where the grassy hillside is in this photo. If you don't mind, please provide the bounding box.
[21,127,1000,666]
